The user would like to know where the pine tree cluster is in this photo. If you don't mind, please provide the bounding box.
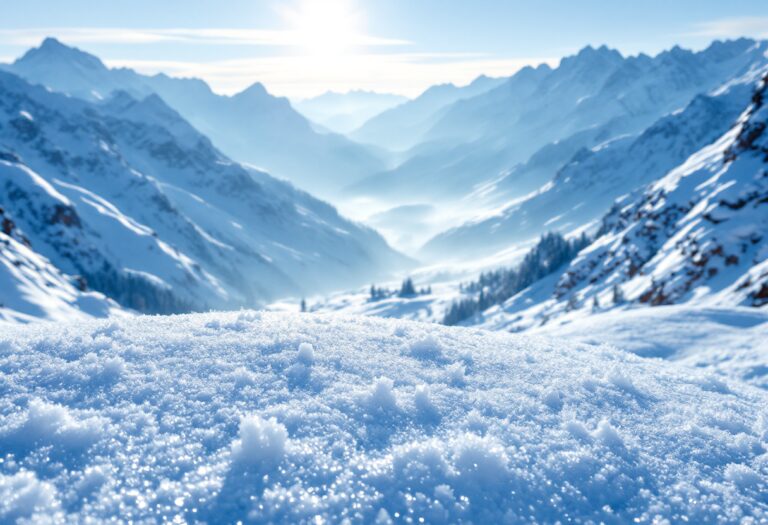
[443,232,590,325]
[369,278,432,301]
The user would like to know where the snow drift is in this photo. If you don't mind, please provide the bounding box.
[0,312,766,522]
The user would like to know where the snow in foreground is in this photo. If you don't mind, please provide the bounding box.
[1,312,767,523]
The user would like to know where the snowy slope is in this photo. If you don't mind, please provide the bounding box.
[422,79,756,261]
[531,305,768,389]
[453,73,768,335]
[0,206,121,323]
[551,73,768,312]
[2,38,387,198]
[0,70,408,314]
[1,311,767,522]
[293,90,408,135]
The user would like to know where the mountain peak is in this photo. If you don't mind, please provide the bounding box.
[236,82,269,99]
[39,36,67,51]
[15,37,107,72]
[701,37,761,63]
[559,44,623,71]
[103,90,182,123]
[468,74,499,88]
[105,89,137,107]
[578,44,622,60]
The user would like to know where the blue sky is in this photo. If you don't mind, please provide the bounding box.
[2,0,768,97]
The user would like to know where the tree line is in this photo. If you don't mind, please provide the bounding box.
[443,232,590,325]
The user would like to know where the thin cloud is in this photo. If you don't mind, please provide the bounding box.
[106,53,557,98]
[0,27,410,47]
[687,17,768,39]
[0,27,552,98]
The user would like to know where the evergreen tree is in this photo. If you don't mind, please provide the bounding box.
[442,231,592,325]
[399,277,416,297]
[612,283,625,305]
[566,294,579,311]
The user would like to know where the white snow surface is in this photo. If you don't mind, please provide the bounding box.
[531,305,768,390]
[1,311,767,523]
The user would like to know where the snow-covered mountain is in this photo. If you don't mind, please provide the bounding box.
[350,40,768,208]
[556,74,768,309]
[308,71,768,343]
[422,78,757,260]
[467,72,768,331]
[2,38,387,198]
[0,69,408,317]
[350,74,506,151]
[293,90,408,135]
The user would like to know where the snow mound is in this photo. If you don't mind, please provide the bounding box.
[0,470,60,522]
[0,311,766,522]
[230,415,288,472]
[297,342,315,365]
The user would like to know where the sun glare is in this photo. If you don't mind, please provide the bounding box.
[284,0,364,58]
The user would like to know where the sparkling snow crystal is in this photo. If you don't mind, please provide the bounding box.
[0,311,766,522]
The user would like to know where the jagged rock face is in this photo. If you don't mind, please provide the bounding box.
[555,74,768,308]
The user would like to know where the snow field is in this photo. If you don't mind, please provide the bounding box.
[0,311,766,523]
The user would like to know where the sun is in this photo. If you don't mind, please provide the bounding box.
[283,0,364,58]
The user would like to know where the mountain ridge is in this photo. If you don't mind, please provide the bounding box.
[2,38,387,198]
[349,38,768,209]
[0,68,409,319]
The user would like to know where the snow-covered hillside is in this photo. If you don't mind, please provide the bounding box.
[307,68,768,343]
[2,38,387,198]
[422,78,756,261]
[0,69,408,317]
[0,205,121,323]
[427,72,768,335]
[531,305,768,389]
[552,72,768,311]
[1,311,767,523]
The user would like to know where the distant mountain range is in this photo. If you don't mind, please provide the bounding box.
[350,41,768,209]
[293,90,408,135]
[2,38,387,199]
[314,70,768,331]
[422,78,757,260]
[299,38,768,334]
[350,74,506,152]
